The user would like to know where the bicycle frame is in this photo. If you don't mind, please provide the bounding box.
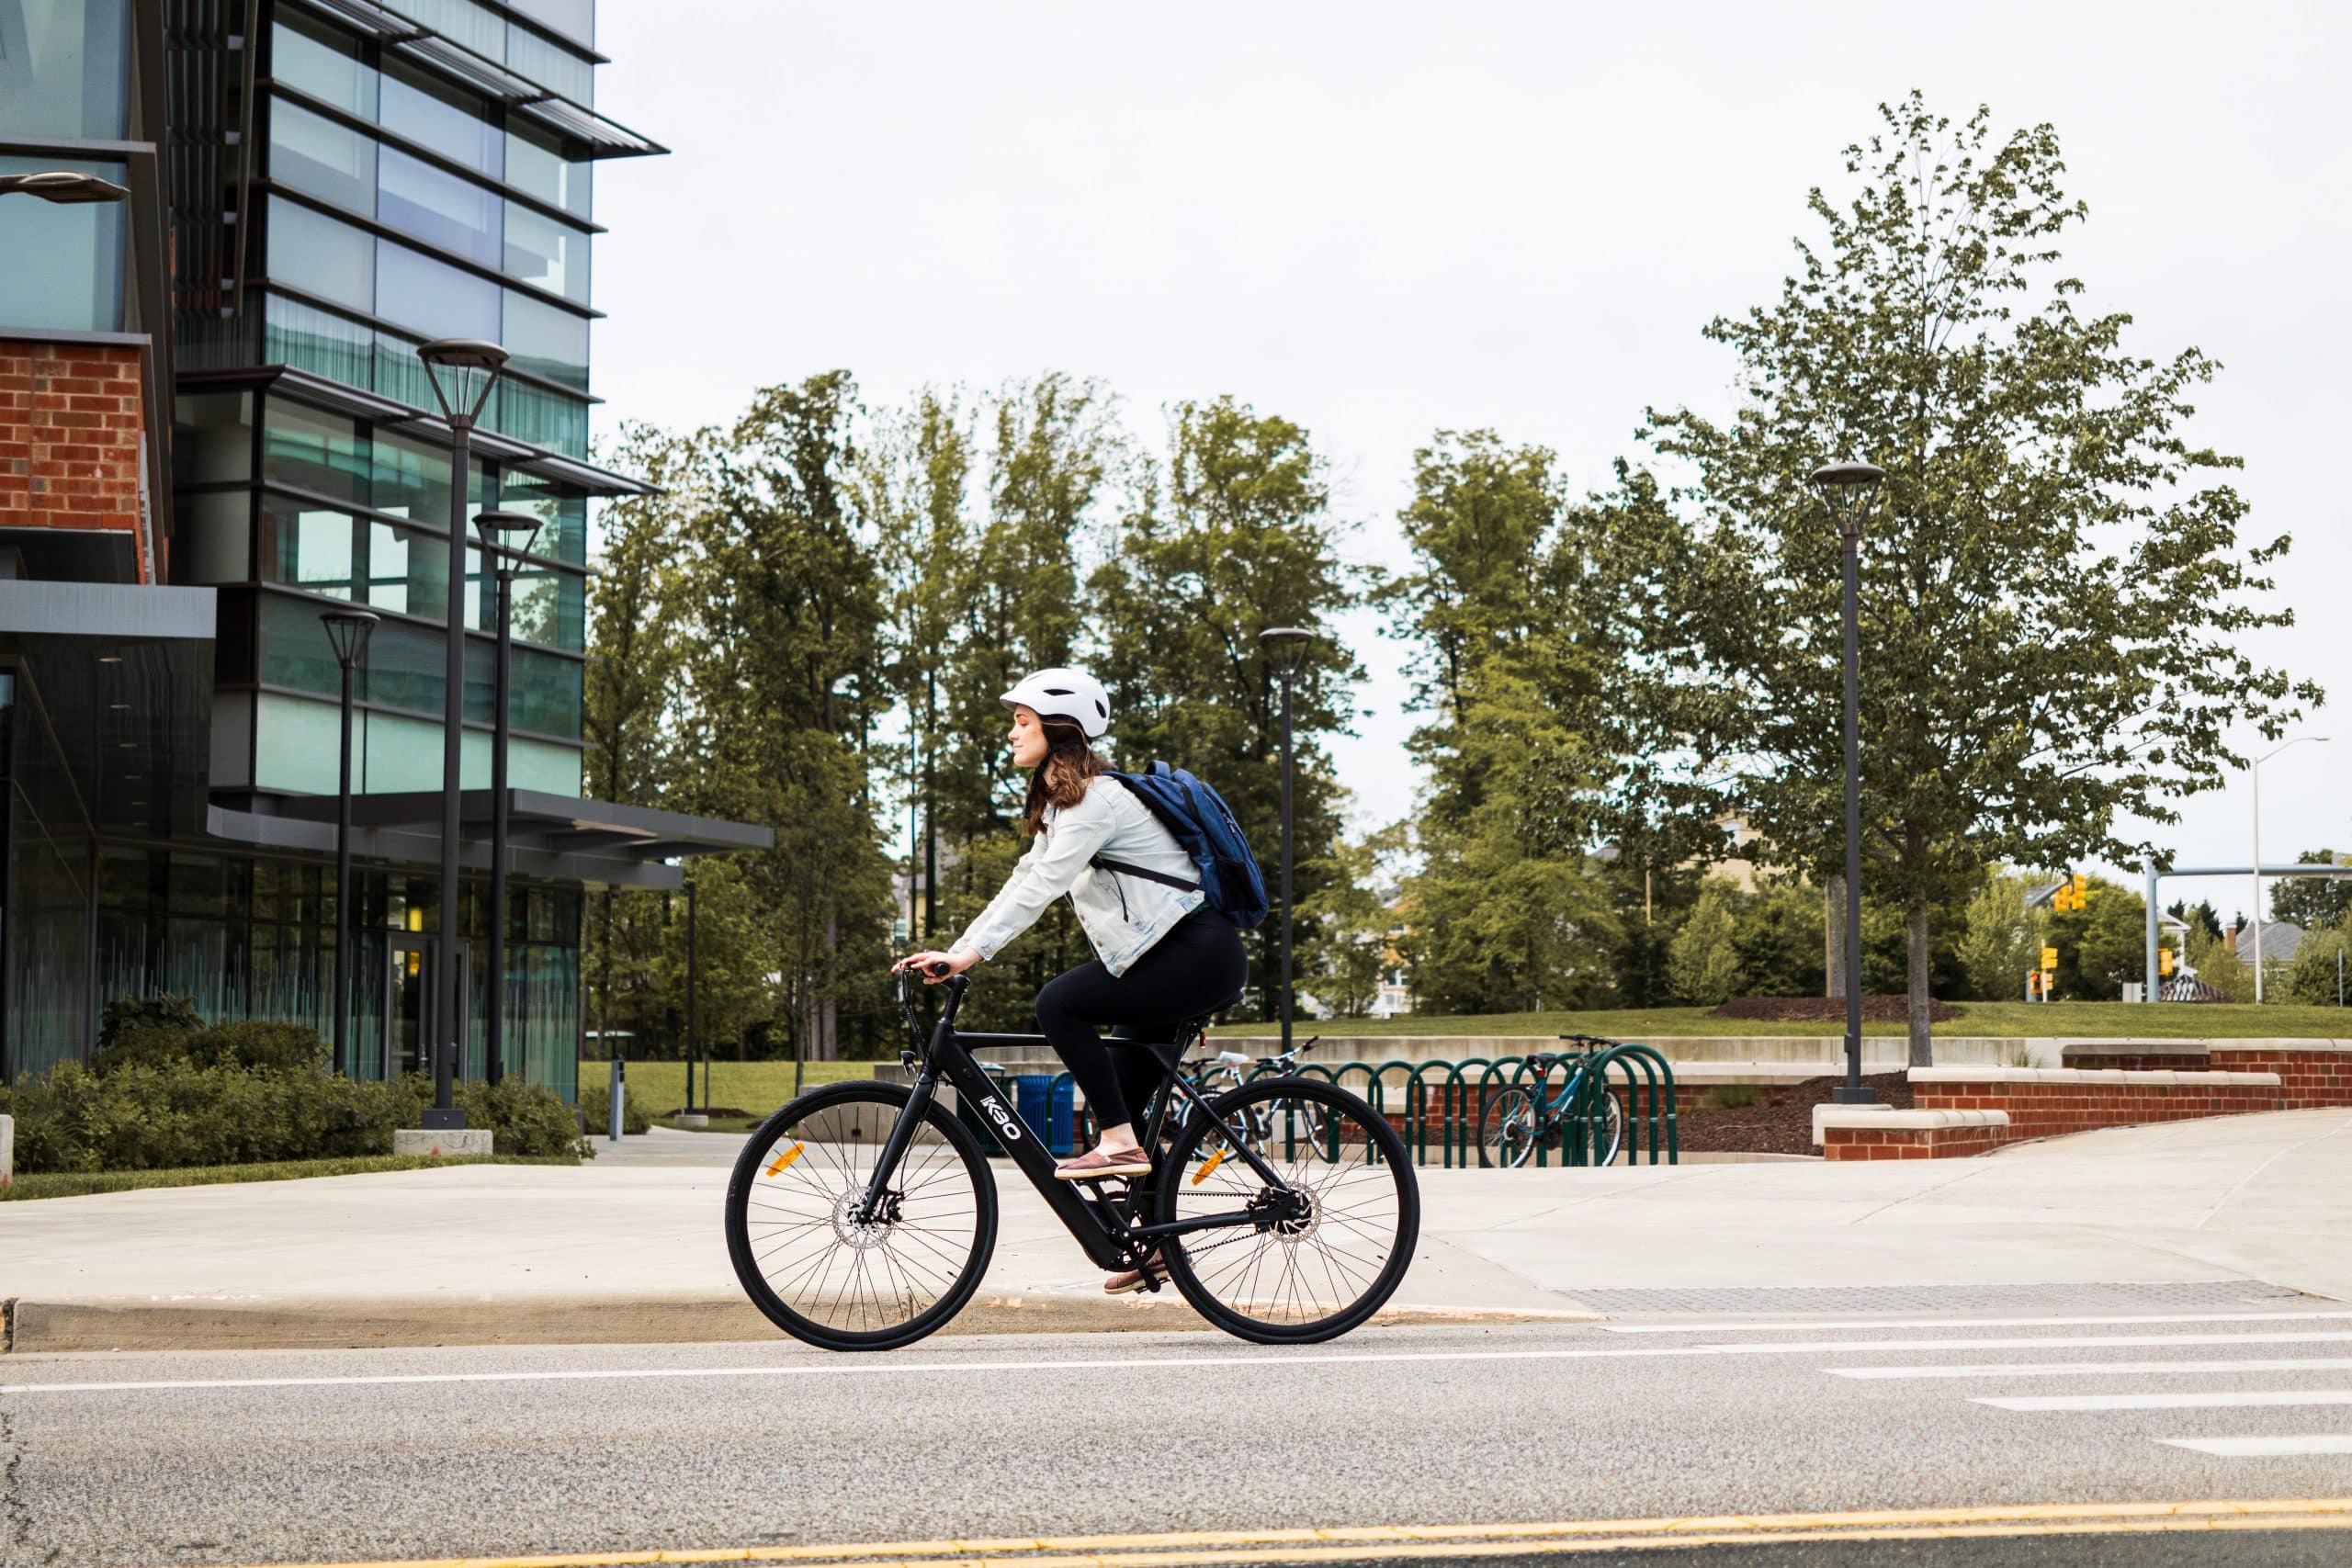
[857,975,1302,1273]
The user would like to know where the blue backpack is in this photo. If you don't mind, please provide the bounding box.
[1090,761,1271,930]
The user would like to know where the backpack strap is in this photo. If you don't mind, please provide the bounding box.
[1091,853,1198,892]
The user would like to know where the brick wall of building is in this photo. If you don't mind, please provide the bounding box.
[0,341,148,576]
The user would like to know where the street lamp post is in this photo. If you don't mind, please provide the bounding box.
[321,609,380,1077]
[1258,628,1316,1056]
[2251,735,2331,1003]
[0,170,131,203]
[472,510,545,1086]
[416,340,509,1125]
[1810,461,1886,1105]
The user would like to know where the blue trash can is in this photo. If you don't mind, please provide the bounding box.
[1012,1072,1076,1156]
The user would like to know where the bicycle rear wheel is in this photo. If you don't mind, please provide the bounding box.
[724,1082,997,1352]
[1155,1077,1419,1345]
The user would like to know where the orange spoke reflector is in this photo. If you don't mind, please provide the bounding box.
[1192,1148,1228,1186]
[764,1142,806,1178]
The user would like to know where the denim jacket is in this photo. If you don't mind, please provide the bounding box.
[950,777,1206,977]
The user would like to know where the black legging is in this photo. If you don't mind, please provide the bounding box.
[1033,906,1250,1132]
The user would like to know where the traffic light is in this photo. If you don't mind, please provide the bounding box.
[2160,947,2175,976]
[2071,873,2088,905]
[2041,945,2059,971]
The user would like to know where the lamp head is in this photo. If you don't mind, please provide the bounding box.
[415,339,509,425]
[1809,460,1886,539]
[320,608,381,670]
[0,169,130,204]
[472,509,546,561]
[1259,626,1317,678]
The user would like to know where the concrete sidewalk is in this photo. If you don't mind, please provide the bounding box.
[3,1110,2346,1351]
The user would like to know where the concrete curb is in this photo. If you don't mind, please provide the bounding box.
[0,1294,1601,1354]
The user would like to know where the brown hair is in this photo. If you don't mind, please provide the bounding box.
[1021,716,1106,836]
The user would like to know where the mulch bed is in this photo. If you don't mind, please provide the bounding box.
[1714,995,1960,1023]
[1672,1072,1914,1156]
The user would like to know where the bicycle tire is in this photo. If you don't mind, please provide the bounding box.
[1155,1076,1419,1345]
[1478,1086,1538,1168]
[724,1081,997,1352]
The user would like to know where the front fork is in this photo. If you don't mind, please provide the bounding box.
[854,1063,940,1224]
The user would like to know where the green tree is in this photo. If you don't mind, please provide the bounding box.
[1733,877,1828,998]
[1668,882,1744,1005]
[2285,927,2350,1006]
[2270,851,2351,931]
[1959,869,2046,1001]
[2046,877,2146,1000]
[2187,919,2249,1002]
[1301,818,1409,1018]
[1577,95,2318,1064]
[1091,395,1365,1021]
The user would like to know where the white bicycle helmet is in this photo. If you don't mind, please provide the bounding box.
[1001,667,1112,739]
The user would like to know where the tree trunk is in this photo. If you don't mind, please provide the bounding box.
[1824,877,1846,999]
[1906,898,1934,1068]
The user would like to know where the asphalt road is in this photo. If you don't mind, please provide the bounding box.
[6,1309,2352,1567]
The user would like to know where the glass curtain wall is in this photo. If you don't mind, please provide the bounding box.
[93,852,580,1097]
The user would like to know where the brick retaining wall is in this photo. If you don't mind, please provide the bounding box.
[1912,1066,2283,1142]
[2208,1046,2352,1111]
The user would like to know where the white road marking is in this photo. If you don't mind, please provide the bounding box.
[2161,1435,2352,1456]
[12,1331,2352,1397]
[1977,1391,2352,1413]
[1830,1358,2352,1381]
[1607,1311,2352,1335]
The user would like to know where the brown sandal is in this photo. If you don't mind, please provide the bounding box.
[1055,1145,1152,1181]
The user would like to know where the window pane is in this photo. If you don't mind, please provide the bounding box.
[371,427,448,521]
[267,197,375,312]
[492,378,587,459]
[505,0,593,50]
[387,0,504,62]
[502,288,588,390]
[509,646,582,739]
[503,22,593,105]
[0,0,130,138]
[504,127,592,220]
[253,691,344,795]
[0,154,124,330]
[376,238,501,343]
[503,204,590,305]
[378,147,501,268]
[258,593,348,699]
[508,568,583,651]
[497,473,587,565]
[379,61,502,177]
[354,612,449,719]
[268,98,377,214]
[366,520,416,616]
[262,495,360,598]
[265,291,375,388]
[270,14,375,118]
[261,397,367,503]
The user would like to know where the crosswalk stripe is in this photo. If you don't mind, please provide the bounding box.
[1606,1311,2352,1336]
[1977,1391,2352,1413]
[1829,1358,2352,1381]
[2162,1436,2352,1456]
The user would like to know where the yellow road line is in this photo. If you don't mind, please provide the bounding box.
[203,1496,2352,1568]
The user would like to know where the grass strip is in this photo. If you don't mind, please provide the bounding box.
[1,1151,580,1202]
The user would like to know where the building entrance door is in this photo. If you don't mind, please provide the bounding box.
[385,939,470,1082]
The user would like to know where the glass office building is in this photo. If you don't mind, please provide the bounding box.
[2,0,764,1095]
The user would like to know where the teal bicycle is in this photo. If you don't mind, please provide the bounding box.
[1477,1036,1626,1168]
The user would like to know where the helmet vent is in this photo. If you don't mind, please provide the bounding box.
[1044,687,1073,695]
[1095,700,1107,716]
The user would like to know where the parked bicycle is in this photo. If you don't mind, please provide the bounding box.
[1174,1035,1328,1153]
[724,971,1419,1350]
[1477,1035,1627,1168]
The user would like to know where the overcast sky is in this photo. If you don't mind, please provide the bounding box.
[586,0,2349,919]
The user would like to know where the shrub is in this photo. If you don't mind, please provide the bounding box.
[578,1075,653,1135]
[98,993,201,1050]
[454,1077,594,1158]
[9,1061,408,1175]
[95,1018,329,1077]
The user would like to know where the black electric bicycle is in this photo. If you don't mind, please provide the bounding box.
[723,971,1419,1351]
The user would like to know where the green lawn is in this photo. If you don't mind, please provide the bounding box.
[1210,1002,2352,1041]
[582,1059,876,1122]
[1,1152,579,1201]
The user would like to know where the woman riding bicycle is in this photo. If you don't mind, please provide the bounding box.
[894,667,1248,1292]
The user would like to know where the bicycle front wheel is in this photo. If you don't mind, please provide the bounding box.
[1156,1077,1419,1345]
[724,1082,997,1352]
